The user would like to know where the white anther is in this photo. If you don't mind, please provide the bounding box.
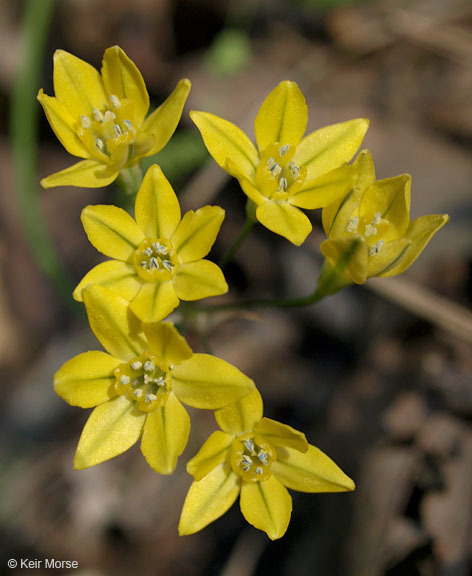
[155,376,165,387]
[243,439,254,453]
[123,120,135,133]
[152,242,168,255]
[110,94,121,108]
[149,257,159,270]
[143,247,153,256]
[131,361,142,371]
[278,145,289,156]
[277,177,288,192]
[364,224,377,238]
[372,212,382,226]
[140,261,148,269]
[133,389,143,399]
[145,393,157,403]
[93,109,104,122]
[113,124,122,137]
[143,361,156,372]
[120,375,131,386]
[241,454,253,471]
[103,110,116,123]
[368,240,384,257]
[162,260,173,271]
[257,450,268,465]
[131,379,139,387]
[269,162,282,177]
[346,217,359,233]
[81,115,91,129]
[95,138,105,152]
[289,162,300,179]
[255,467,263,475]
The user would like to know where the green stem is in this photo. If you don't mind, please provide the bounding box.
[115,163,143,213]
[11,0,79,308]
[219,216,256,269]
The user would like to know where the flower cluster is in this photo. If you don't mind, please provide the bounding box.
[42,46,447,539]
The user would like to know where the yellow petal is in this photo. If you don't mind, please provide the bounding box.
[294,118,369,181]
[140,392,190,474]
[190,110,259,180]
[215,389,263,436]
[83,285,146,361]
[129,281,180,323]
[290,164,355,209]
[143,322,193,365]
[101,46,149,126]
[171,206,225,263]
[380,214,449,277]
[37,90,88,158]
[81,204,144,260]
[40,159,118,189]
[254,81,308,152]
[272,444,355,493]
[256,200,312,246]
[178,464,240,535]
[54,351,120,408]
[320,237,368,285]
[322,188,360,238]
[141,79,191,157]
[172,353,255,409]
[255,418,308,453]
[74,396,145,469]
[187,430,234,481]
[240,476,292,540]
[174,260,228,301]
[225,158,266,205]
[53,49,107,117]
[73,260,142,302]
[367,238,410,278]
[353,148,376,190]
[134,164,181,240]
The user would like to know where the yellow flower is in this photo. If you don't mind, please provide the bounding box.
[73,164,228,323]
[54,285,255,473]
[38,46,190,188]
[320,150,449,286]
[191,81,369,245]
[178,390,354,540]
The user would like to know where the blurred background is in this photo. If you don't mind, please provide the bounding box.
[1,0,472,574]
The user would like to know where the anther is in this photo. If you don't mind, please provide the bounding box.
[140,261,148,269]
[258,450,268,465]
[145,393,157,403]
[123,120,135,133]
[95,138,105,152]
[162,260,173,271]
[364,224,377,238]
[103,110,116,123]
[131,361,142,371]
[143,361,156,372]
[289,162,300,179]
[155,377,165,387]
[346,217,359,233]
[266,157,276,169]
[278,145,289,156]
[152,242,167,255]
[93,109,104,123]
[143,247,153,256]
[110,94,121,109]
[255,467,263,475]
[133,389,143,399]
[368,240,384,256]
[149,257,159,270]
[81,115,91,129]
[269,162,282,177]
[113,124,123,137]
[120,375,131,386]
[277,177,288,192]
[243,439,254,453]
[372,212,382,226]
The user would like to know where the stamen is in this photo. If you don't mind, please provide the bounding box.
[255,467,263,475]
[123,120,135,133]
[289,162,300,179]
[278,145,289,156]
[243,439,254,453]
[95,138,105,152]
[152,242,168,255]
[143,360,156,372]
[372,212,382,226]
[269,162,282,177]
[93,109,104,123]
[266,157,276,169]
[143,247,153,256]
[145,393,157,403]
[131,361,142,371]
[133,389,143,399]
[140,261,148,269]
[162,260,174,271]
[368,240,384,256]
[346,217,359,233]
[364,224,377,238]
[277,177,288,192]
[241,455,253,471]
[113,124,123,137]
[257,450,268,465]
[110,94,121,109]
[103,110,116,123]
[155,376,165,387]
[81,115,91,129]
[148,257,159,270]
[120,375,131,386]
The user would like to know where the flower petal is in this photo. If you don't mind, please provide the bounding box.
[187,430,234,481]
[53,49,107,117]
[320,237,368,284]
[40,160,118,189]
[290,164,355,209]
[225,158,265,205]
[255,418,308,453]
[240,476,292,540]
[101,46,149,126]
[272,444,355,493]
[255,81,308,152]
[37,90,88,158]
[141,79,191,157]
[134,164,181,240]
[214,389,263,436]
[83,285,147,360]
[174,260,228,301]
[179,464,240,535]
[129,281,180,323]
[143,322,193,365]
[81,204,144,260]
[294,118,369,181]
[172,353,255,409]
[74,395,145,469]
[54,351,120,408]
[256,201,312,246]
[380,214,449,277]
[140,392,190,474]
[73,260,142,302]
[172,206,225,263]
[367,238,410,278]
[190,110,259,180]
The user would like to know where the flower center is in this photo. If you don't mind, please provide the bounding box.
[230,434,275,483]
[256,143,306,200]
[77,95,137,161]
[114,354,171,413]
[133,238,177,283]
[345,211,385,257]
